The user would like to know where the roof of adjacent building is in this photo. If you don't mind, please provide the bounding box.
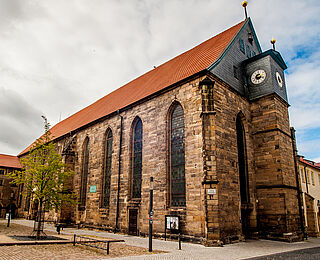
[298,156,320,171]
[0,154,22,169]
[19,19,246,156]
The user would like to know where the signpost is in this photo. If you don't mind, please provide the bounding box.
[149,177,153,252]
[89,185,97,193]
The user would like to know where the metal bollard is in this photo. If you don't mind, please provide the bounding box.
[178,233,181,250]
[73,234,76,246]
[107,241,110,255]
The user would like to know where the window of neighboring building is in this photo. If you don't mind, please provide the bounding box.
[79,137,90,209]
[311,171,315,185]
[170,103,186,207]
[306,169,310,184]
[239,39,245,54]
[102,129,113,208]
[301,168,305,183]
[132,118,143,199]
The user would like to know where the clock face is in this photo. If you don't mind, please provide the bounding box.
[251,69,266,85]
[276,71,283,88]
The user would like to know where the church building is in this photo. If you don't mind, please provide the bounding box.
[18,17,304,245]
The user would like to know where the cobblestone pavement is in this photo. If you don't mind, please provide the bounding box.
[3,219,320,260]
[0,244,109,260]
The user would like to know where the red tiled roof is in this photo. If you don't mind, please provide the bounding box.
[19,20,245,156]
[0,154,22,169]
[299,157,320,171]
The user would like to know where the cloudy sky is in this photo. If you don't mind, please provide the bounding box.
[0,0,320,161]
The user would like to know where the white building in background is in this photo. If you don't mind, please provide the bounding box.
[298,155,320,237]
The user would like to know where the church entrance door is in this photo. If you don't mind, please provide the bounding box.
[128,209,138,235]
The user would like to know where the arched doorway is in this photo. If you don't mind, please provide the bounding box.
[236,114,250,236]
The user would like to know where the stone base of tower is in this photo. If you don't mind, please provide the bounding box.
[256,188,304,242]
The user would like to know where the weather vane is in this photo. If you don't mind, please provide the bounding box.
[242,1,248,19]
[271,37,276,50]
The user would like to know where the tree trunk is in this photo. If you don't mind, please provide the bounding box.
[36,198,43,240]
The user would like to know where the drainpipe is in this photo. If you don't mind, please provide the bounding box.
[290,127,306,239]
[115,110,123,233]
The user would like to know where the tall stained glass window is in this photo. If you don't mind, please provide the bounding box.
[102,129,113,207]
[132,118,142,199]
[236,115,249,204]
[170,104,186,207]
[80,137,89,209]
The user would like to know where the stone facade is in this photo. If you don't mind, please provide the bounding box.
[19,72,303,244]
[17,19,304,245]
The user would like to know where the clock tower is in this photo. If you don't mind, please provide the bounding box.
[244,49,288,103]
[243,49,302,240]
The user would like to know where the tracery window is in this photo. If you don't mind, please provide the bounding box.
[170,103,186,207]
[102,129,113,207]
[80,137,90,209]
[236,115,249,204]
[132,118,142,199]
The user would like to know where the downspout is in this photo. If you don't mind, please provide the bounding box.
[290,127,306,239]
[115,110,123,233]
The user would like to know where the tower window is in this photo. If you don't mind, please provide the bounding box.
[248,32,253,45]
[233,66,239,80]
[246,45,251,58]
[239,39,245,54]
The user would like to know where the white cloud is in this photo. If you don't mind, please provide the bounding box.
[0,0,319,159]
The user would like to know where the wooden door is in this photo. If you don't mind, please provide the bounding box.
[128,209,138,235]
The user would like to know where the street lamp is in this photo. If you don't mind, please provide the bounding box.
[7,192,14,227]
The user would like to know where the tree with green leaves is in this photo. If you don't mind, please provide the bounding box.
[6,116,76,239]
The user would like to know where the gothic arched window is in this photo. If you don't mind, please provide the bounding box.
[80,137,90,209]
[170,103,186,207]
[236,115,249,204]
[132,118,143,199]
[102,129,113,208]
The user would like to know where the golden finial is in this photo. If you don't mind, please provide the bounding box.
[242,1,248,19]
[271,37,276,50]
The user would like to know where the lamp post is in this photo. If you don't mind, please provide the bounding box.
[149,177,154,252]
[7,192,14,227]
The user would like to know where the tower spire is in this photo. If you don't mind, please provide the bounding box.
[242,1,248,19]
